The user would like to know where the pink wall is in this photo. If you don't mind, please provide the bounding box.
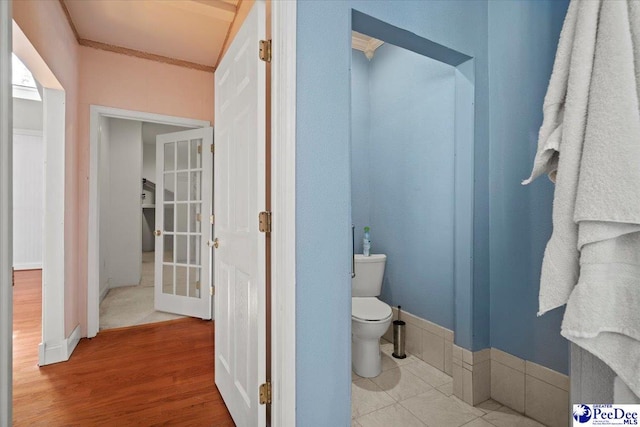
[76,47,214,334]
[14,0,215,337]
[12,0,81,336]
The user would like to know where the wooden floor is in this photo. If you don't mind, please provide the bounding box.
[13,270,235,426]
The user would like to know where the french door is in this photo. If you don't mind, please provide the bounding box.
[154,127,213,319]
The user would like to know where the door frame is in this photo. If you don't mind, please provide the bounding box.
[12,21,70,367]
[270,1,296,425]
[0,1,13,424]
[87,105,209,338]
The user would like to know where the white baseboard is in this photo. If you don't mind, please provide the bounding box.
[13,262,42,271]
[99,283,109,303]
[66,324,81,357]
[38,324,81,366]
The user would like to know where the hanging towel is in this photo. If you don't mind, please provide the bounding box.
[522,0,601,314]
[524,0,640,397]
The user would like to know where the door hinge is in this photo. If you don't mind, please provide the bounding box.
[210,214,215,225]
[211,144,214,153]
[258,211,272,233]
[259,40,272,63]
[210,286,214,296]
[259,381,272,405]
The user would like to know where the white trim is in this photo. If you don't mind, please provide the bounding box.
[87,105,210,338]
[12,85,41,101]
[37,324,81,366]
[66,324,81,358]
[0,1,13,424]
[12,128,42,137]
[271,1,296,425]
[39,88,67,367]
[13,262,42,271]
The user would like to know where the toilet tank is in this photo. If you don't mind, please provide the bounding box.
[352,254,387,297]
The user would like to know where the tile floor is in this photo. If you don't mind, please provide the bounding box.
[352,341,546,427]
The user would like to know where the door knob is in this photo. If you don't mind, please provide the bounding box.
[154,230,162,237]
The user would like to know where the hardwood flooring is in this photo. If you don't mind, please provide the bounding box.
[13,270,235,426]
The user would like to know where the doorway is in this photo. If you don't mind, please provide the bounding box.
[97,118,194,330]
[87,106,211,338]
[12,21,70,367]
[12,54,43,273]
[12,52,46,377]
[349,10,477,424]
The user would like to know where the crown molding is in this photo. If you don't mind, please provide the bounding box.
[79,39,215,73]
[59,0,216,73]
[352,31,384,60]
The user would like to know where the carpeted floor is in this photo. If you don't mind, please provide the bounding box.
[99,251,184,330]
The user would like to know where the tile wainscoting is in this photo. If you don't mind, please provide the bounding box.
[382,308,569,427]
[490,348,569,427]
[383,307,455,376]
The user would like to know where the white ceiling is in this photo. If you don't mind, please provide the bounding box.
[63,0,239,68]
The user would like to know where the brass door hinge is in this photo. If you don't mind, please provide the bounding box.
[259,40,272,63]
[197,144,214,154]
[210,286,214,296]
[258,211,272,233]
[259,381,271,405]
[211,144,214,153]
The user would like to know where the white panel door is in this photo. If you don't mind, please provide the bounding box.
[155,127,213,319]
[214,1,266,426]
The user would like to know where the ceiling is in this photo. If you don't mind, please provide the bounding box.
[62,0,240,71]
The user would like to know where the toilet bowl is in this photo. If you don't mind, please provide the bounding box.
[351,254,391,378]
[352,297,392,377]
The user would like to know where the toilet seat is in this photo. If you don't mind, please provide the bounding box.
[352,297,392,322]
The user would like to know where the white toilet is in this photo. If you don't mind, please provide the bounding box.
[352,254,392,378]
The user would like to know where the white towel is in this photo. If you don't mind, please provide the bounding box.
[524,0,640,397]
[522,0,600,314]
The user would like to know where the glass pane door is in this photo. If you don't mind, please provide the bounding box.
[155,128,212,319]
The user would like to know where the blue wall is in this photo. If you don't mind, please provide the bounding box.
[488,0,570,375]
[351,45,456,329]
[297,2,352,425]
[297,1,487,424]
[296,0,569,424]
